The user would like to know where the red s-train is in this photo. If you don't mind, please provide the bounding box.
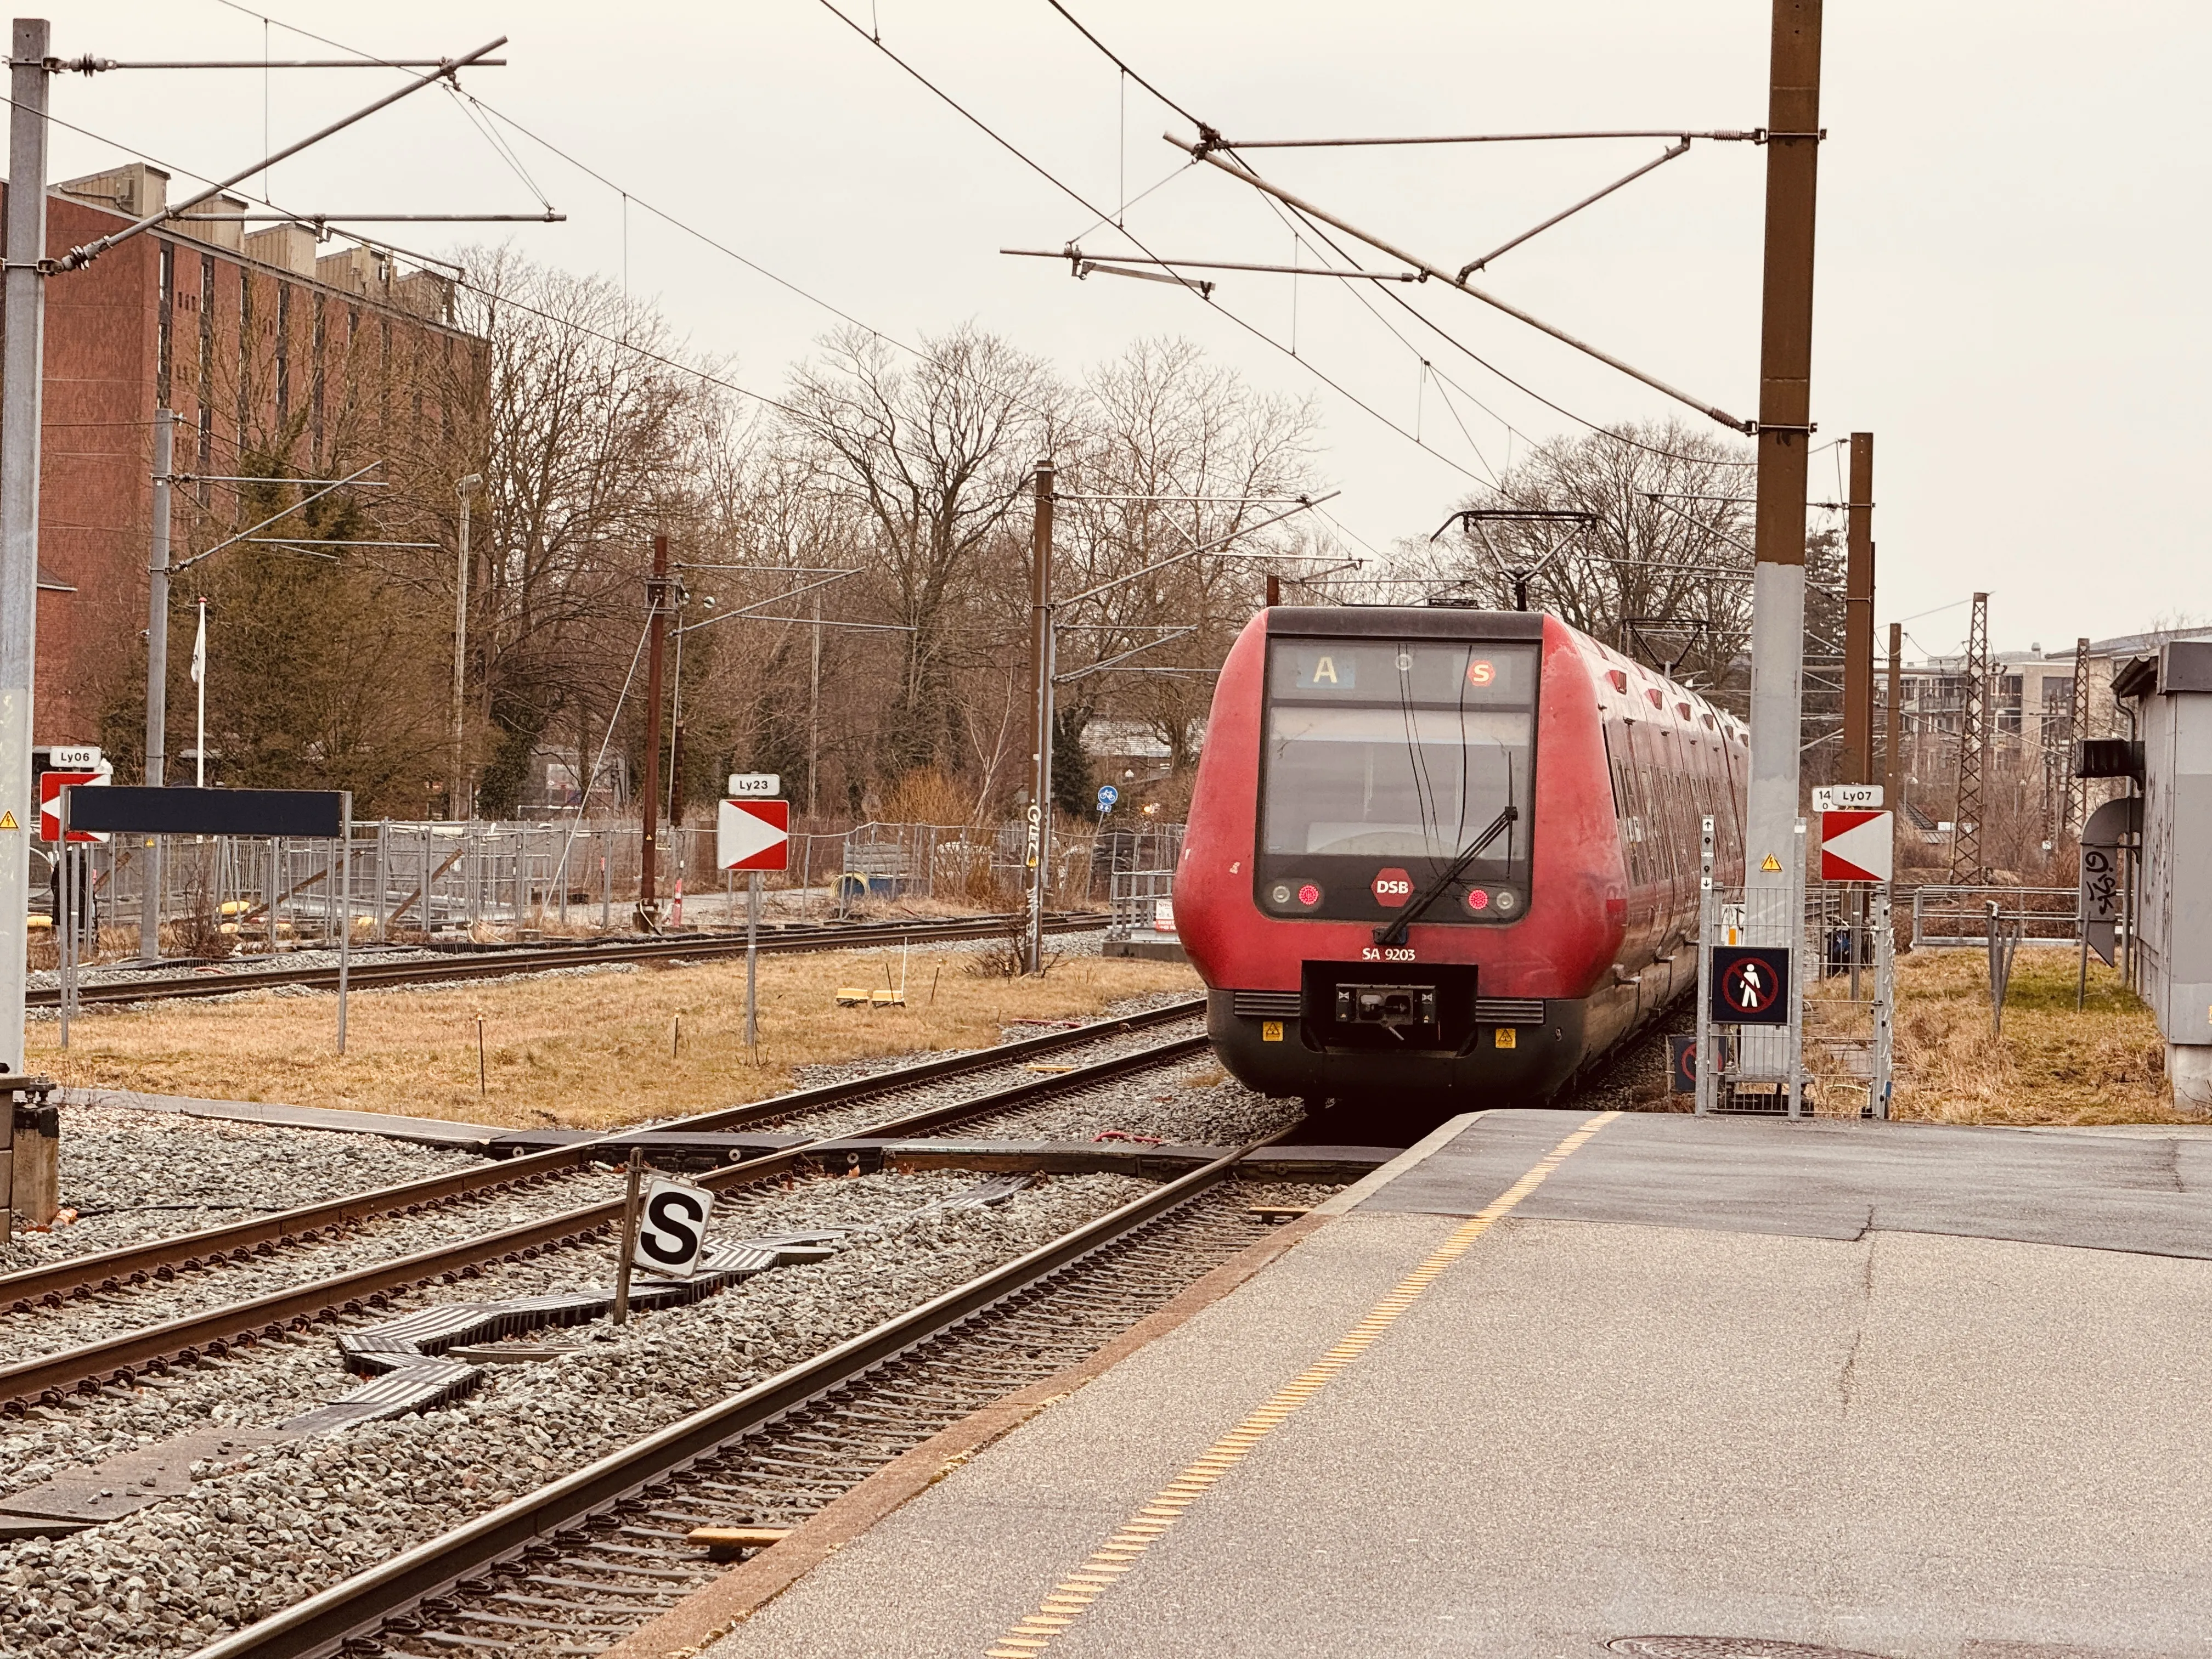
[1175,606,1747,1105]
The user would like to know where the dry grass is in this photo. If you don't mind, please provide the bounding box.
[26,949,1202,1131]
[1887,947,2180,1125]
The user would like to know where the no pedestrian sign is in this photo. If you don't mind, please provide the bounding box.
[718,798,790,871]
[1710,945,1791,1025]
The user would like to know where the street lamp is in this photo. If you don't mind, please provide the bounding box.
[453,472,482,821]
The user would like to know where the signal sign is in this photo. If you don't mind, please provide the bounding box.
[1371,866,1412,907]
[38,771,109,843]
[1819,810,1894,884]
[718,798,790,871]
[1710,945,1790,1025]
[631,1175,715,1279]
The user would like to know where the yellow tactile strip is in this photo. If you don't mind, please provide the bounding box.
[983,1110,1620,1658]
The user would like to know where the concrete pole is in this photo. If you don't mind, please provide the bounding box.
[1842,431,1875,784]
[1024,460,1056,975]
[1745,0,1822,924]
[0,23,50,1074]
[141,408,174,961]
[450,473,481,820]
[639,535,669,916]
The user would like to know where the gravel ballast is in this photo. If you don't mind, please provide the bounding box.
[0,1170,1164,1657]
[0,1106,484,1276]
[0,1166,624,1369]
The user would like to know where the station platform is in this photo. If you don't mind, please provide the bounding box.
[670,1109,2212,1659]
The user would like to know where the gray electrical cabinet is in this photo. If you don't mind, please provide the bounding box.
[2118,640,2212,1111]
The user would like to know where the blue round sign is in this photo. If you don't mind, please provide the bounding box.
[1096,784,1120,811]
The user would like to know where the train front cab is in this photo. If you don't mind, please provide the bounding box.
[1178,607,1631,1107]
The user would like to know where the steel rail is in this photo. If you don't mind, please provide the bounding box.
[1,997,1202,1309]
[184,1139,1259,1659]
[27,912,1103,1008]
[0,1026,1210,1407]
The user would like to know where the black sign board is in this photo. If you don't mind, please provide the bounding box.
[1668,1034,1698,1093]
[62,787,346,839]
[1709,945,1791,1025]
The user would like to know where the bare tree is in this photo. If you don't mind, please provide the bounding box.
[1054,339,1323,797]
[425,248,741,816]
[784,324,1063,782]
[1404,419,1757,703]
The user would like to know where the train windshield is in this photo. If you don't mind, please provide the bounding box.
[1257,637,1537,922]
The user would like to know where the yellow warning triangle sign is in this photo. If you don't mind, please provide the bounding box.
[1760,853,1782,872]
[0,810,16,830]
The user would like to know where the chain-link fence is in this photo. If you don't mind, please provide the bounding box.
[43,815,1187,957]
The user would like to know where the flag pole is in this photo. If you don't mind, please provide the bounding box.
[191,597,207,787]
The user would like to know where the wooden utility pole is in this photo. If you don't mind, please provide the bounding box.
[1884,622,1904,807]
[1024,461,1056,974]
[639,534,671,918]
[1841,431,1875,783]
[1744,0,1823,901]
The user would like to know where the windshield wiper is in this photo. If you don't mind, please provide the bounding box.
[1373,804,1517,948]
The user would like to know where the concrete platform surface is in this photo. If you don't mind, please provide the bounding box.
[697,1109,2212,1659]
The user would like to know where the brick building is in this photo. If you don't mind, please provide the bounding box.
[6,161,486,747]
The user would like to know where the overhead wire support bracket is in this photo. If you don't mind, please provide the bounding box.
[47,56,508,72]
[1165,133,1752,434]
[170,461,386,574]
[1003,245,1421,285]
[1458,139,1690,279]
[1200,128,1761,149]
[1054,627,1198,685]
[173,212,565,224]
[52,36,508,273]
[1059,490,1340,607]
[1076,260,1211,297]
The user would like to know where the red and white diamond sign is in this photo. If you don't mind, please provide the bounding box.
[1819,809,1893,884]
[717,798,790,871]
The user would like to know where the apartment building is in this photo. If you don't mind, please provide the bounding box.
[10,161,487,744]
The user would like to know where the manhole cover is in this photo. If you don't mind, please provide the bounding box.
[1609,1643,1895,1659]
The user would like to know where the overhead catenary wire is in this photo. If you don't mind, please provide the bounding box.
[1035,0,1762,469]
[808,0,1493,487]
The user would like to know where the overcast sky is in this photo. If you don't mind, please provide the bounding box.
[42,1,2210,660]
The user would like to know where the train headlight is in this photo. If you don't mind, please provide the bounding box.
[1268,881,1323,911]
[1494,888,1520,915]
[1464,887,1491,913]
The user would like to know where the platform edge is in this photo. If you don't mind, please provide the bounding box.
[595,1200,1336,1659]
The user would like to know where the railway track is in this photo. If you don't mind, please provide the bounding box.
[0,1004,1212,1409]
[186,1144,1283,1659]
[27,910,1103,1009]
[3,996,1202,1314]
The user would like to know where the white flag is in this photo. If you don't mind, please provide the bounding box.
[189,604,206,685]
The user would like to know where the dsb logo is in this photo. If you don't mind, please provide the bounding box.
[1372,867,1413,907]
